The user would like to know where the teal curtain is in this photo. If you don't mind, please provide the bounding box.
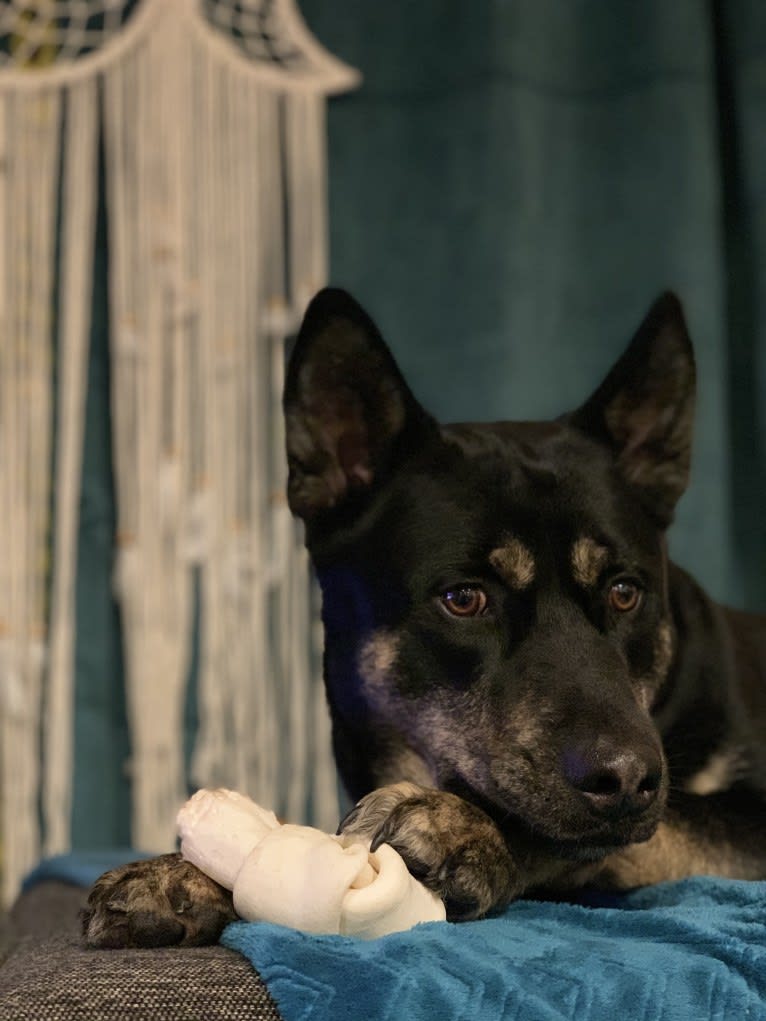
[300,0,765,609]
[72,1,765,849]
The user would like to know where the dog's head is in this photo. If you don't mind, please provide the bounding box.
[284,289,695,858]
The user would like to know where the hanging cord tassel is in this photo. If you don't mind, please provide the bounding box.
[0,1,359,902]
[44,77,99,857]
[0,87,61,905]
[105,9,191,851]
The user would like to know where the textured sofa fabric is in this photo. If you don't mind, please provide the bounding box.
[0,882,282,1021]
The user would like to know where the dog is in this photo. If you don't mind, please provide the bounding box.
[83,287,766,947]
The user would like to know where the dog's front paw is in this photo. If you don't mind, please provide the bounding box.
[340,782,515,920]
[82,852,237,948]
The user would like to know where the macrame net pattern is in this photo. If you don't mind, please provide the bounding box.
[0,0,358,905]
[0,1,134,65]
[204,0,305,67]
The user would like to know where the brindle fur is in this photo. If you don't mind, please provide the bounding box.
[82,853,235,947]
[84,288,766,946]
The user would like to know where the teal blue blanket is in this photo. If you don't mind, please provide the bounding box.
[221,878,766,1021]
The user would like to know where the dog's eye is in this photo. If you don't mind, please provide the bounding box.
[440,586,488,618]
[608,580,641,613]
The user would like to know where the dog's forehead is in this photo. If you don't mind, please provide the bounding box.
[436,419,617,520]
[378,418,657,577]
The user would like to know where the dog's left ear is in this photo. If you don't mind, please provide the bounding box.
[284,288,432,522]
[569,293,696,526]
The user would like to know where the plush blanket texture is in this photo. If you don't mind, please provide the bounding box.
[221,877,766,1021]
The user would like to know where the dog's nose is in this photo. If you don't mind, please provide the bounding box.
[563,746,662,819]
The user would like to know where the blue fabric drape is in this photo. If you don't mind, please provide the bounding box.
[300,0,766,608]
[71,2,765,848]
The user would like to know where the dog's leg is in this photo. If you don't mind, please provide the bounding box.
[82,852,237,948]
[592,790,766,890]
[340,782,572,919]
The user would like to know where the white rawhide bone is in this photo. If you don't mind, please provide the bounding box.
[177,789,446,939]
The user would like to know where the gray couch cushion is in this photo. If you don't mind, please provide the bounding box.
[0,882,282,1021]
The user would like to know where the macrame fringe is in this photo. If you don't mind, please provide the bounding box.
[102,2,355,849]
[0,0,358,899]
[0,88,62,904]
[44,78,99,857]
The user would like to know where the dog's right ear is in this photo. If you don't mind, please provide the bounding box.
[284,288,432,521]
[568,292,696,527]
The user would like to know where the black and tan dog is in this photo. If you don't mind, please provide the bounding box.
[84,288,766,947]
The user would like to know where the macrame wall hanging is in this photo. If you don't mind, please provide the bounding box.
[0,0,358,905]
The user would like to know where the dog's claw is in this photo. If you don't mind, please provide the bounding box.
[336,805,361,835]
[369,831,386,853]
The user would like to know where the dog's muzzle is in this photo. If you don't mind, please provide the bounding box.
[561,739,664,822]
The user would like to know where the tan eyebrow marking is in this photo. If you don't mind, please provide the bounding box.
[490,537,536,590]
[571,537,609,588]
